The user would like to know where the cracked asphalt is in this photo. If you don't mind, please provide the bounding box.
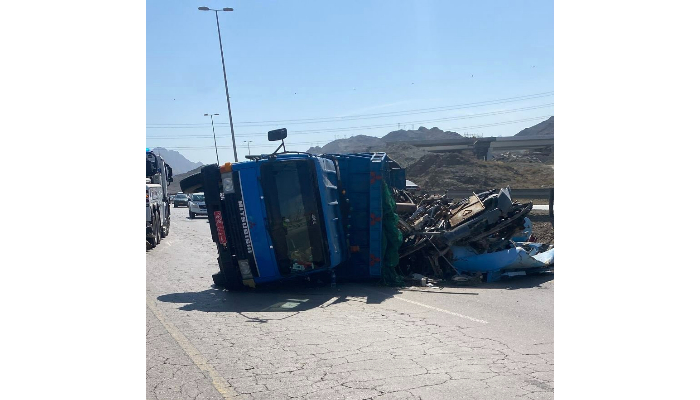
[147,206,554,400]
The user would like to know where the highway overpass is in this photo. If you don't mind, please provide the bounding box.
[391,135,554,159]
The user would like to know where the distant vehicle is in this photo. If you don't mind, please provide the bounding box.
[188,193,207,219]
[173,193,189,208]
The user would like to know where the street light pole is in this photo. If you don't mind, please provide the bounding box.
[204,113,220,165]
[243,140,252,155]
[199,6,239,162]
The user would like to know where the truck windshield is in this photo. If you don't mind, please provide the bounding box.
[260,160,327,276]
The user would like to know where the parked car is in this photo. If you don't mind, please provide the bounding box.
[188,193,207,218]
[173,193,189,208]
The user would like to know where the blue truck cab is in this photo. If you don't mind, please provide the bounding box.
[180,151,405,290]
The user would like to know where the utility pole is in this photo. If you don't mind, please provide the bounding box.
[243,140,252,155]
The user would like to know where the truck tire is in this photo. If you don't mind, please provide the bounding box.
[161,216,170,238]
[154,215,162,245]
[180,173,205,194]
[147,215,159,248]
[212,272,226,287]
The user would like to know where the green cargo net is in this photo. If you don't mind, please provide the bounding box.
[380,182,405,287]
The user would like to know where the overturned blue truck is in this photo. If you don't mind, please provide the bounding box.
[180,129,553,290]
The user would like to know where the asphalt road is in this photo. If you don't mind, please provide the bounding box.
[147,206,554,400]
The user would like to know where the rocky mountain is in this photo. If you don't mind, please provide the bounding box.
[515,116,554,136]
[150,147,204,175]
[307,126,463,154]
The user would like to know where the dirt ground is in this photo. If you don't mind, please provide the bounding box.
[403,151,554,192]
[528,212,554,245]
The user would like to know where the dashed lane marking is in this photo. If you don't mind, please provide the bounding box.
[368,288,489,324]
[319,296,340,308]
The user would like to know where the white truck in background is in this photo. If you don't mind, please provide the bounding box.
[147,149,173,248]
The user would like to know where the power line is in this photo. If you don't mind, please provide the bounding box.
[146,91,553,127]
[145,115,551,140]
[147,116,552,152]
[146,104,553,140]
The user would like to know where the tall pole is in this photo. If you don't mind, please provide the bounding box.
[207,114,220,165]
[214,10,239,162]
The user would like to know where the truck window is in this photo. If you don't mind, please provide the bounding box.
[260,160,327,276]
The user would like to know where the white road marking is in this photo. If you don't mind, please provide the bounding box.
[319,296,340,308]
[146,297,238,399]
[369,289,488,324]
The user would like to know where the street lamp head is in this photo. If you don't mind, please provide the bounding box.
[198,7,210,11]
[213,113,220,116]
[223,8,234,11]
[204,113,209,116]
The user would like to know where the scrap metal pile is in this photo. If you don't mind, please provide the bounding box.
[392,187,554,283]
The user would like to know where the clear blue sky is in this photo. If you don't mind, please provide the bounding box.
[147,0,553,165]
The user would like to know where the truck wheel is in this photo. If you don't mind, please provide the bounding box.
[161,217,170,238]
[147,216,159,248]
[212,272,226,287]
[189,211,195,219]
[154,215,162,245]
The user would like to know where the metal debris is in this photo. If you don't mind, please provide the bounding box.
[392,187,553,283]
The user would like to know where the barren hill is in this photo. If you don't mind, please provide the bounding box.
[515,116,553,136]
[307,126,462,154]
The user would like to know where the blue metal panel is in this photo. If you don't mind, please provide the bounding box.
[314,157,345,268]
[329,154,368,280]
[368,153,385,277]
[237,164,281,283]
[324,153,395,280]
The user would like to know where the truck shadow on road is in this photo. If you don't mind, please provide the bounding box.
[156,274,550,322]
[157,282,403,321]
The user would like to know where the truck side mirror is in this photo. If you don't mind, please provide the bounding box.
[268,128,287,141]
